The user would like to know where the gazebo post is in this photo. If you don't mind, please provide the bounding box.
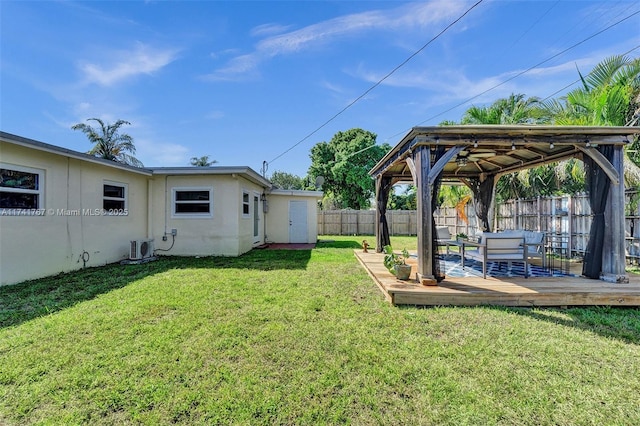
[602,145,628,283]
[375,175,392,253]
[414,145,435,283]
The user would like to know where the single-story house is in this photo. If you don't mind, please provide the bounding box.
[0,131,322,286]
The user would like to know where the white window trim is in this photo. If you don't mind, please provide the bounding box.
[171,186,213,218]
[103,180,128,215]
[242,190,251,218]
[0,163,45,215]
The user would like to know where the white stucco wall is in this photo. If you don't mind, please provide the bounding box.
[150,174,265,257]
[265,190,322,243]
[0,143,150,286]
[1,134,322,286]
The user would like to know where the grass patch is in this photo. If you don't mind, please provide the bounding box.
[1,235,639,425]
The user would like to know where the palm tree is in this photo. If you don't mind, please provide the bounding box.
[460,94,556,199]
[543,55,640,185]
[441,94,553,203]
[190,156,218,167]
[71,118,143,167]
[461,93,549,125]
[546,55,640,126]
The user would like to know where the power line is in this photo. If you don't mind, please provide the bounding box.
[540,44,640,103]
[505,0,561,52]
[386,7,640,141]
[266,0,484,167]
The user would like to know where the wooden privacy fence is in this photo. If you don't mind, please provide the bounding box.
[317,191,640,260]
[317,209,416,236]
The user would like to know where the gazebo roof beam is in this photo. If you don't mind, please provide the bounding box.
[472,161,484,173]
[493,149,580,177]
[525,146,549,159]
[505,152,530,163]
[575,145,620,184]
[428,145,464,185]
[474,158,503,169]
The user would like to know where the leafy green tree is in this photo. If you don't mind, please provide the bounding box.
[190,156,218,167]
[308,128,391,209]
[438,184,471,208]
[388,185,416,210]
[71,118,143,167]
[269,171,304,190]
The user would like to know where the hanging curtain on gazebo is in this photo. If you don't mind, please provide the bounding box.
[431,146,446,282]
[376,175,393,251]
[582,145,614,279]
[468,175,496,232]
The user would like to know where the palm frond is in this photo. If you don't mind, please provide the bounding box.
[584,55,629,90]
[72,118,141,166]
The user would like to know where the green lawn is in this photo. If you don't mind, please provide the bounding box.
[1,236,639,425]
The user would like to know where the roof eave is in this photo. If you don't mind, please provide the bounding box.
[150,166,272,188]
[1,131,153,176]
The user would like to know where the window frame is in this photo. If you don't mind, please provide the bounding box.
[242,190,250,217]
[103,180,128,215]
[171,186,213,218]
[0,163,45,215]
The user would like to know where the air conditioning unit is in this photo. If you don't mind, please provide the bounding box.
[130,239,154,260]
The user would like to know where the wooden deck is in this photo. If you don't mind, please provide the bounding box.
[354,250,640,307]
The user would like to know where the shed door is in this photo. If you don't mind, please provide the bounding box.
[289,201,308,243]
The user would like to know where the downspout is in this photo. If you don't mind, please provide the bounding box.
[262,191,270,244]
[164,175,169,237]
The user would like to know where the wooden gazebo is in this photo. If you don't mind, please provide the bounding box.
[370,125,640,284]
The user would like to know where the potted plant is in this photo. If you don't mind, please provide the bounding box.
[456,232,468,242]
[383,245,412,280]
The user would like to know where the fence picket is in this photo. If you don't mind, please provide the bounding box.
[317,191,640,260]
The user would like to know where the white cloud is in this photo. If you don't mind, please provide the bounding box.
[136,138,190,167]
[210,48,240,60]
[208,54,261,80]
[78,43,178,86]
[205,0,473,81]
[320,80,346,95]
[255,1,470,56]
[73,102,93,115]
[250,23,292,37]
[350,48,628,111]
[205,110,225,120]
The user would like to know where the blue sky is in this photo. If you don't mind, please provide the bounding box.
[2,1,639,177]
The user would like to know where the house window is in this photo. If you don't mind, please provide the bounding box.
[172,187,213,217]
[103,181,127,212]
[242,191,250,216]
[0,164,44,214]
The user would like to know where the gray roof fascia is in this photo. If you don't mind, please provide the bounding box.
[151,166,273,188]
[268,189,323,198]
[0,131,153,176]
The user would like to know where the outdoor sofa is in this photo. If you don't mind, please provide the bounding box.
[461,231,529,279]
[436,227,546,279]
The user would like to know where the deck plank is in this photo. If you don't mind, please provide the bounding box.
[354,251,640,307]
